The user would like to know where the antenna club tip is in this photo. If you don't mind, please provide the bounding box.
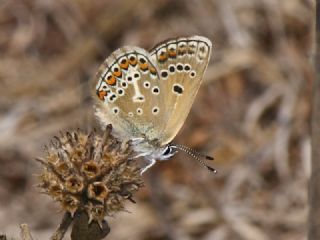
[206,156,214,160]
[207,166,217,173]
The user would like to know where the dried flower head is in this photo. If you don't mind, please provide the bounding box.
[36,125,143,225]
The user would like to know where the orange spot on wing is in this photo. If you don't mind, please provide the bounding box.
[106,75,116,85]
[97,90,107,100]
[178,48,187,55]
[188,49,195,54]
[113,70,122,77]
[120,59,129,70]
[149,66,157,75]
[177,44,187,56]
[168,50,177,58]
[139,62,148,71]
[129,57,137,66]
[158,52,168,62]
[188,43,197,55]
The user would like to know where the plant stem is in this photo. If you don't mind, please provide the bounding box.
[50,212,73,240]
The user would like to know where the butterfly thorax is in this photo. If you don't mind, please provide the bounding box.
[131,138,177,161]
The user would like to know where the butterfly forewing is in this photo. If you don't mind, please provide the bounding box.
[149,36,212,144]
[93,36,212,147]
[94,46,168,141]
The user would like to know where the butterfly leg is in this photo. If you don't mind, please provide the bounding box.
[140,159,156,175]
[131,137,145,145]
[129,152,150,160]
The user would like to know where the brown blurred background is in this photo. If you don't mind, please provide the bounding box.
[0,0,315,239]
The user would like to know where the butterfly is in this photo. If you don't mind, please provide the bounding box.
[93,36,215,174]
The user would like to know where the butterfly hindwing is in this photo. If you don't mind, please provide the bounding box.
[94,46,168,141]
[149,36,212,144]
[94,36,212,146]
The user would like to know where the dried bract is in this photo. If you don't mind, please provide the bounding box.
[36,125,143,225]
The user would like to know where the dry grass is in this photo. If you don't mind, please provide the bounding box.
[0,0,314,239]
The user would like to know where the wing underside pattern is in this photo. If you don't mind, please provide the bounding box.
[94,36,212,145]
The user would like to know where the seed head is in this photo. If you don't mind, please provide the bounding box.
[36,125,143,225]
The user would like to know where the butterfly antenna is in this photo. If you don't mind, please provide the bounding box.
[171,144,217,173]
[175,144,214,161]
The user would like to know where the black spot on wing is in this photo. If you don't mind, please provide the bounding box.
[173,84,183,95]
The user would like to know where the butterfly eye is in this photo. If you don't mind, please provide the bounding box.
[163,146,171,155]
[162,145,176,157]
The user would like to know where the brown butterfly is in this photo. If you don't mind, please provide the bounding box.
[93,36,215,174]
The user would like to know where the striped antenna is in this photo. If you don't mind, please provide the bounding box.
[171,144,217,173]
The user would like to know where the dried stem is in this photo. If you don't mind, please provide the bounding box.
[50,212,73,240]
[71,211,110,240]
[20,224,34,240]
[308,1,320,239]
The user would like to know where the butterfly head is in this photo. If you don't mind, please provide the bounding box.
[131,139,216,173]
[131,138,178,160]
[159,144,178,160]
